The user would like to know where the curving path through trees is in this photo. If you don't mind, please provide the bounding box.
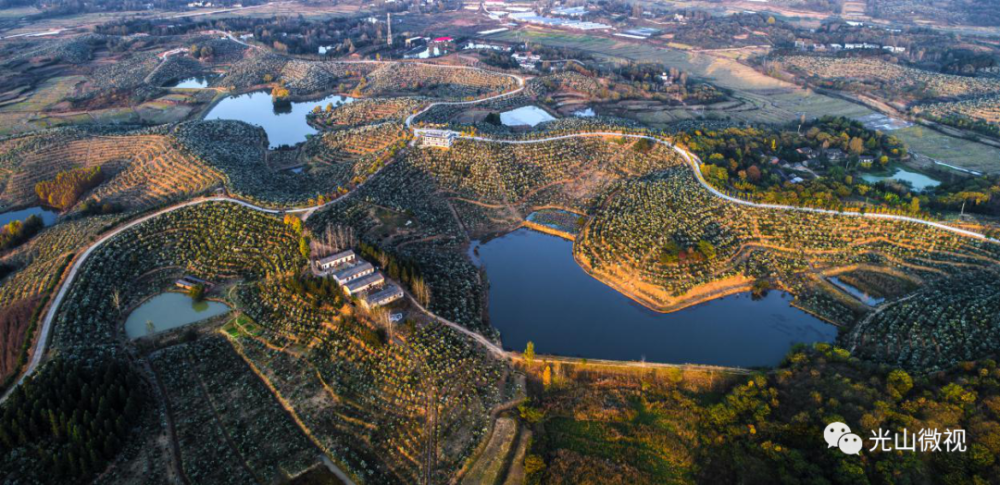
[7,63,995,407]
[462,132,999,242]
[14,40,985,485]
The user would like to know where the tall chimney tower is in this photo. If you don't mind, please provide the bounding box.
[387,13,392,47]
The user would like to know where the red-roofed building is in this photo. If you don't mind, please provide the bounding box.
[429,36,456,56]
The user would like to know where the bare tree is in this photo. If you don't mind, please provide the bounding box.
[312,225,358,256]
[371,306,393,344]
[111,288,122,314]
[412,276,431,307]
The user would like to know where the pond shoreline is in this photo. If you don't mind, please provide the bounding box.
[123,290,231,340]
[476,228,836,367]
[197,88,355,148]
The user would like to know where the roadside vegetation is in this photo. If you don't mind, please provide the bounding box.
[3,8,1000,484]
[518,344,1000,484]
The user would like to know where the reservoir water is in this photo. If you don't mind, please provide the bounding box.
[500,106,556,127]
[203,91,354,148]
[166,75,214,89]
[0,206,58,227]
[474,229,837,368]
[861,167,940,191]
[827,276,885,306]
[124,292,230,339]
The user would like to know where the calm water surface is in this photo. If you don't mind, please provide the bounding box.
[0,206,58,227]
[827,276,885,306]
[203,91,354,148]
[861,168,940,191]
[124,292,230,339]
[474,229,837,367]
[167,75,214,89]
[500,106,556,127]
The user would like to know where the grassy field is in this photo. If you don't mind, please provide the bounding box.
[488,29,1000,173]
[895,124,1000,173]
[0,75,82,112]
[491,30,870,125]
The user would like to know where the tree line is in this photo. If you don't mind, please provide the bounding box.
[0,357,146,482]
[35,166,104,211]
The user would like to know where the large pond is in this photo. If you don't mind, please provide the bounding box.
[473,229,837,368]
[0,206,58,227]
[203,91,354,148]
[500,106,556,127]
[861,167,940,191]
[124,292,231,339]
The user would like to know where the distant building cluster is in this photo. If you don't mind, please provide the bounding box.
[507,11,611,30]
[314,250,404,308]
[512,52,540,69]
[794,40,906,53]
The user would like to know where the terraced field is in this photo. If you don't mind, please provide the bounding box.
[779,56,1000,101]
[576,164,1000,368]
[150,336,321,484]
[0,129,223,211]
[309,97,423,128]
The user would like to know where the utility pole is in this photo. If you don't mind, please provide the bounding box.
[387,12,392,47]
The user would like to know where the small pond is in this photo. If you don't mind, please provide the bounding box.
[203,91,354,148]
[861,167,940,191]
[827,276,884,307]
[500,106,556,127]
[473,229,837,368]
[572,107,595,118]
[166,75,214,89]
[0,206,58,227]
[124,292,231,339]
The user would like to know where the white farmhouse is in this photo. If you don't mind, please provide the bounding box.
[419,129,458,149]
[315,249,357,272]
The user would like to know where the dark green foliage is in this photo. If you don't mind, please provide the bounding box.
[79,200,124,216]
[525,345,1000,484]
[677,116,933,212]
[849,270,1000,371]
[187,283,206,302]
[632,137,654,153]
[0,214,44,251]
[478,51,519,71]
[0,262,12,280]
[698,346,1000,484]
[0,357,145,483]
[357,241,423,287]
[924,112,1000,139]
[484,112,502,125]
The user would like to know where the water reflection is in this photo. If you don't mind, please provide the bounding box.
[474,229,837,367]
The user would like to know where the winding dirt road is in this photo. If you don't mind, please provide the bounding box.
[6,61,993,406]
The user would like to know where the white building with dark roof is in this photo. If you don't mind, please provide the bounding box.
[345,272,385,296]
[363,284,404,308]
[333,262,375,285]
[316,249,357,271]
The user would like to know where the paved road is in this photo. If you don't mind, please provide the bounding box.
[7,65,993,405]
[405,70,526,128]
[463,133,998,242]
